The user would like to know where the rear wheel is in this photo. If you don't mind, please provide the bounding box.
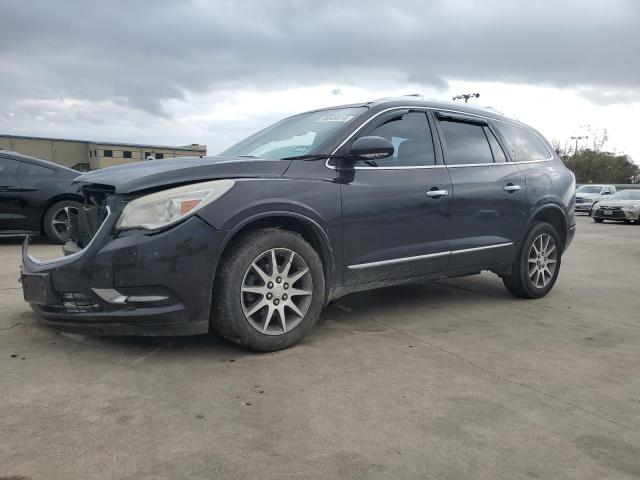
[212,228,325,352]
[502,222,561,299]
[43,200,81,244]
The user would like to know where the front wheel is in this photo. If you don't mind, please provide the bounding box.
[593,218,604,223]
[502,222,562,299]
[212,228,325,352]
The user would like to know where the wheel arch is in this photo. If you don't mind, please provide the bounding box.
[528,204,568,250]
[214,211,336,303]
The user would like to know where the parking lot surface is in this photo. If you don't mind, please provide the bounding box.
[1,215,639,480]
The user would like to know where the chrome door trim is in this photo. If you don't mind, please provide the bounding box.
[347,242,514,270]
[324,105,553,171]
[449,242,514,256]
[347,250,451,270]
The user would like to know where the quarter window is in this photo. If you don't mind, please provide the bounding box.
[494,123,550,161]
[359,112,436,167]
[439,120,494,165]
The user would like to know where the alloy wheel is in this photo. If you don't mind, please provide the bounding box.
[241,248,313,335]
[51,206,78,238]
[528,233,557,288]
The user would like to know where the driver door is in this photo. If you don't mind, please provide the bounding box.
[337,110,453,286]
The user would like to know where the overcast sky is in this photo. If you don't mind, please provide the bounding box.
[1,0,639,161]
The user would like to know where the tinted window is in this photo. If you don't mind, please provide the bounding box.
[439,121,494,165]
[494,123,550,161]
[0,158,19,177]
[361,112,435,166]
[485,127,507,162]
[104,150,113,157]
[156,153,164,159]
[123,151,132,159]
[17,162,55,177]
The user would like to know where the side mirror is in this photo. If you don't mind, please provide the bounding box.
[349,136,394,160]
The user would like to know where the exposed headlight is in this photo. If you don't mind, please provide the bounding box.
[622,205,640,211]
[116,179,235,230]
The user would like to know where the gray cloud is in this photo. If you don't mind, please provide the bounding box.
[1,0,638,118]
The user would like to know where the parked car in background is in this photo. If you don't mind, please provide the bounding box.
[575,184,616,214]
[21,98,576,351]
[592,189,640,224]
[1,150,82,243]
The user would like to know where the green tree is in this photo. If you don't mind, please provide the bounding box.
[563,149,638,184]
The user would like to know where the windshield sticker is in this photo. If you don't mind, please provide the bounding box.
[315,114,355,123]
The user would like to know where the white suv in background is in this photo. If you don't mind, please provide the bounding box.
[575,184,616,214]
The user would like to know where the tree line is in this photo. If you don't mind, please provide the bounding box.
[553,129,638,184]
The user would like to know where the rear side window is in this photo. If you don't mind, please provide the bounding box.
[494,123,550,161]
[360,111,436,167]
[17,162,55,177]
[0,158,19,177]
[485,127,507,162]
[439,121,494,165]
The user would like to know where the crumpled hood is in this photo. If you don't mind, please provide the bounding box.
[74,156,291,193]
[598,200,640,208]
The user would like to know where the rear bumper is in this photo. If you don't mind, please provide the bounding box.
[21,210,226,336]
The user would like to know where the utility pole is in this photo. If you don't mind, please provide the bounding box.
[570,135,588,155]
[452,93,480,103]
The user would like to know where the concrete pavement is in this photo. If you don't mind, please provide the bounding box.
[1,215,639,479]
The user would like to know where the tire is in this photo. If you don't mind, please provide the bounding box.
[502,222,562,299]
[43,200,81,244]
[623,220,631,225]
[212,228,325,352]
[593,218,604,223]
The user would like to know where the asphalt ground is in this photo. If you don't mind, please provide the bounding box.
[1,214,639,479]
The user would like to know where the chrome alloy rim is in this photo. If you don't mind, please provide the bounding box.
[52,206,78,237]
[241,248,313,335]
[528,233,557,288]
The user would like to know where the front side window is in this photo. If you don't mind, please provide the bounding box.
[494,122,550,161]
[0,158,19,177]
[17,162,55,177]
[222,107,367,160]
[357,111,436,167]
[439,120,494,165]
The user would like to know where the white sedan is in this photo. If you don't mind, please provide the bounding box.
[592,190,640,224]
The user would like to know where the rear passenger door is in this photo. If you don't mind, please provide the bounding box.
[433,112,525,270]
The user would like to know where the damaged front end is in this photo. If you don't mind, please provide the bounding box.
[21,183,225,336]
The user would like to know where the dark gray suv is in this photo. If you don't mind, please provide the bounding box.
[21,98,576,351]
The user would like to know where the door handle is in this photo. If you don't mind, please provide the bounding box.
[503,184,521,193]
[426,189,449,198]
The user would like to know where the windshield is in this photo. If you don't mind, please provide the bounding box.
[221,107,366,160]
[576,185,602,194]
[610,190,640,201]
